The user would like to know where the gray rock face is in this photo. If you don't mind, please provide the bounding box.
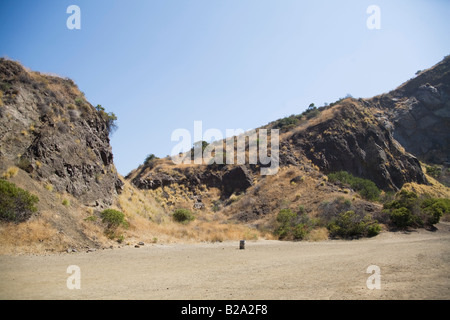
[291,101,427,191]
[377,56,450,165]
[131,164,254,198]
[222,165,253,196]
[391,87,449,165]
[0,58,122,206]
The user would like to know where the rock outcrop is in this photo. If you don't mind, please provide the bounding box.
[126,56,449,215]
[366,55,450,165]
[129,163,253,197]
[0,58,122,207]
[288,100,427,191]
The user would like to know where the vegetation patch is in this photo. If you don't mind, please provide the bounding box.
[100,209,128,229]
[95,105,118,135]
[425,164,442,179]
[328,171,381,201]
[383,189,450,228]
[0,179,39,223]
[275,208,315,240]
[273,115,301,131]
[173,208,195,223]
[327,210,381,239]
[144,153,159,166]
[1,166,19,179]
[272,104,321,131]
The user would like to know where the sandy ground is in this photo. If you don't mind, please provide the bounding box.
[1,223,450,300]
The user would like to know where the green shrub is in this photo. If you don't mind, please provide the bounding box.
[84,215,97,222]
[74,97,84,107]
[100,209,127,229]
[0,179,39,222]
[327,211,380,239]
[95,105,118,135]
[425,165,442,179]
[292,223,309,240]
[328,171,380,201]
[304,108,320,120]
[275,208,311,240]
[383,190,449,228]
[367,223,382,237]
[144,153,159,165]
[420,198,450,225]
[352,179,380,201]
[173,208,195,223]
[388,207,412,229]
[273,116,300,130]
[275,208,296,239]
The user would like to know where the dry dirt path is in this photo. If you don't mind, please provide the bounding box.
[1,223,450,300]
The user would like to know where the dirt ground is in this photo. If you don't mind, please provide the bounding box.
[1,223,449,300]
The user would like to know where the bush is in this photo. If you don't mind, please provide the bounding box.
[0,179,39,222]
[328,171,380,201]
[292,223,309,240]
[173,208,195,223]
[144,153,159,165]
[425,165,442,179]
[273,115,300,130]
[275,208,296,238]
[420,198,450,225]
[367,223,382,237]
[275,208,311,240]
[383,190,449,228]
[327,210,381,239]
[304,108,320,120]
[388,207,413,229]
[96,105,118,135]
[100,209,127,229]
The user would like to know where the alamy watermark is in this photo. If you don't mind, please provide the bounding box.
[66,5,81,30]
[66,265,81,289]
[366,265,381,290]
[170,121,279,175]
[366,5,381,30]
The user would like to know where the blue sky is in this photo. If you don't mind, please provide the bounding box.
[1,0,449,175]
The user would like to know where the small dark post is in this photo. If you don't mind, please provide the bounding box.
[239,240,245,250]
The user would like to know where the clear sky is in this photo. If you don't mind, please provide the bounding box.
[1,0,449,175]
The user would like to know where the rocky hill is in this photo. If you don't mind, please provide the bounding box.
[0,59,123,207]
[0,59,132,253]
[285,99,427,191]
[1,56,449,253]
[365,55,450,166]
[126,56,449,238]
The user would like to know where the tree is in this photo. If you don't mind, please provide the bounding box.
[96,105,118,135]
[144,153,159,165]
[105,112,118,134]
[191,140,209,158]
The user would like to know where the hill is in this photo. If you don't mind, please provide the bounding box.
[1,56,449,253]
[127,56,450,240]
